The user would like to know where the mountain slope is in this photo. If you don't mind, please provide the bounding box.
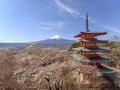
[36,38,75,48]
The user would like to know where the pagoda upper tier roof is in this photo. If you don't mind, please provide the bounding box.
[81,39,108,43]
[75,31,107,38]
[72,53,112,63]
[72,47,110,52]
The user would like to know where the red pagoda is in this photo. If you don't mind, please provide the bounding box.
[71,13,115,74]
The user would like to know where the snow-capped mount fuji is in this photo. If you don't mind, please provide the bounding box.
[38,35,75,45]
[51,35,63,40]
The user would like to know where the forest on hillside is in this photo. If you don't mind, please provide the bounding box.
[0,45,100,90]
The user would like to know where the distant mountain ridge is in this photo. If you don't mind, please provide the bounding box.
[0,38,75,49]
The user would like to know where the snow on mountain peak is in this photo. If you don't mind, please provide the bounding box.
[51,35,63,40]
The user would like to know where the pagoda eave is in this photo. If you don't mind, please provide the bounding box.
[81,39,108,43]
[97,65,116,74]
[74,32,107,38]
[81,31,107,36]
[76,65,116,74]
[72,54,112,63]
[74,34,82,38]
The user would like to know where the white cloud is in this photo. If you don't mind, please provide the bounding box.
[104,25,120,34]
[39,27,53,30]
[39,21,65,27]
[39,21,66,30]
[53,0,85,18]
[25,19,66,30]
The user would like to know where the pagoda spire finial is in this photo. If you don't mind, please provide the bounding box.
[86,12,89,32]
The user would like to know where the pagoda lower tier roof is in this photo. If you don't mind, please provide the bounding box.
[97,65,116,74]
[76,65,116,74]
[80,39,108,43]
[72,47,110,52]
[72,53,112,63]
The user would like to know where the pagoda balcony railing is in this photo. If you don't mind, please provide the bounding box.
[80,53,99,57]
[81,38,97,40]
[82,62,101,66]
[83,46,98,48]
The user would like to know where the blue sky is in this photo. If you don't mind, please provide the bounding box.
[0,0,120,42]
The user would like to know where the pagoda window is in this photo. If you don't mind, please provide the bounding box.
[84,52,99,57]
[81,42,86,47]
[79,51,85,55]
[85,42,97,47]
[81,34,86,39]
[81,42,97,48]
